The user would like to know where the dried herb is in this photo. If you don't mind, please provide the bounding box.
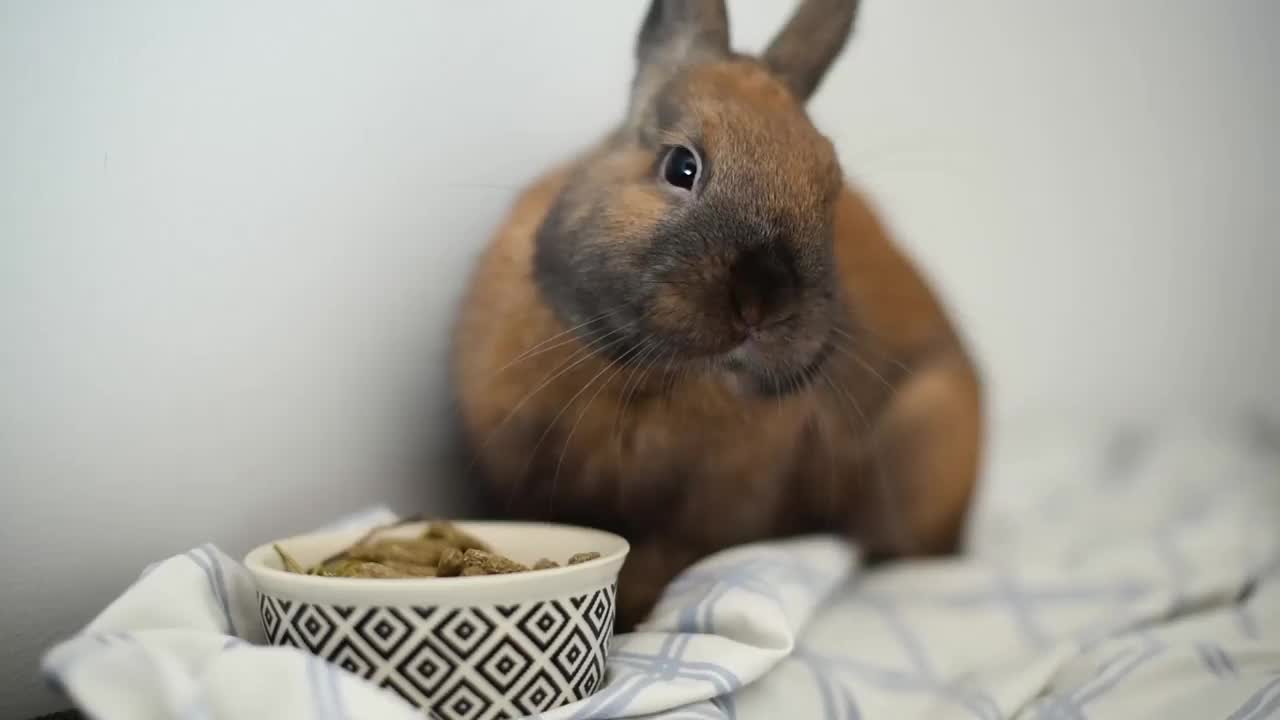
[381,560,440,577]
[274,544,305,574]
[318,514,427,567]
[347,539,449,566]
[423,520,490,552]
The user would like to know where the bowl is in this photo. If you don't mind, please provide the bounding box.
[244,521,629,719]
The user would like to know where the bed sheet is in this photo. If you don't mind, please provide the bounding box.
[43,415,1280,719]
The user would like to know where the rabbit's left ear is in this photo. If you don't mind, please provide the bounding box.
[635,0,730,73]
[764,0,861,102]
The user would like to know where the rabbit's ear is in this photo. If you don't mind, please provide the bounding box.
[635,0,730,71]
[764,0,860,102]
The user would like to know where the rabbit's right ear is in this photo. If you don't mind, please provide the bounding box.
[763,0,860,102]
[635,0,729,74]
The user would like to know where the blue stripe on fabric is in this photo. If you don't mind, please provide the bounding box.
[1072,642,1164,704]
[569,634,686,720]
[185,549,236,635]
[1227,677,1280,720]
[794,653,862,720]
[201,544,239,637]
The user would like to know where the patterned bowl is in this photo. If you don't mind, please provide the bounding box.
[244,521,628,720]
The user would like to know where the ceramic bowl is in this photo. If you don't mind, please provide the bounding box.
[244,521,628,720]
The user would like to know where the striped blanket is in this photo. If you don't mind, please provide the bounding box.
[44,415,1280,719]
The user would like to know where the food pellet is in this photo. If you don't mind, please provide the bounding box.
[436,547,464,577]
[462,548,529,575]
[568,552,601,565]
[533,558,559,570]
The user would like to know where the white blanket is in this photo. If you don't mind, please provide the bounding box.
[44,416,1280,719]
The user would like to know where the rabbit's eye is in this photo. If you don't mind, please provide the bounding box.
[662,146,700,191]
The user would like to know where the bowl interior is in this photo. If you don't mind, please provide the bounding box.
[244,520,630,607]
[248,520,626,571]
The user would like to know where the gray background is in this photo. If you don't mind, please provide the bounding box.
[3,1,1277,716]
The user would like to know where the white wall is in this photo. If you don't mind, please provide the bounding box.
[2,1,1277,715]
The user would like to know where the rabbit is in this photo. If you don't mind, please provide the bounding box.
[451,0,983,631]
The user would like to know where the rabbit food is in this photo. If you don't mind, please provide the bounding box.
[274,520,600,579]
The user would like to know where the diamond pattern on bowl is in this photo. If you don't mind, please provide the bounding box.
[353,607,414,659]
[476,636,533,692]
[258,582,616,719]
[329,637,377,680]
[512,667,562,717]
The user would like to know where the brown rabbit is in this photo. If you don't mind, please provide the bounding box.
[451,0,982,631]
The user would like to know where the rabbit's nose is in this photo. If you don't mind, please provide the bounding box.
[730,250,798,332]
